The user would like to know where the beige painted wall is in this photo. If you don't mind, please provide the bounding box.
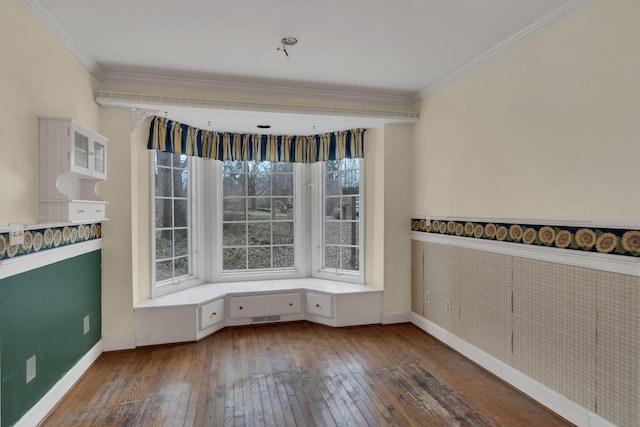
[0,0,101,226]
[412,0,640,222]
[364,127,385,291]
[382,125,412,313]
[364,125,412,313]
[131,121,152,303]
[99,108,136,338]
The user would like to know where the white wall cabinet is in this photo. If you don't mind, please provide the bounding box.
[39,118,108,223]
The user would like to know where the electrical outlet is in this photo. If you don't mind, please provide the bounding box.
[26,355,36,383]
[83,315,90,334]
[425,291,431,305]
[9,223,25,246]
[445,299,452,314]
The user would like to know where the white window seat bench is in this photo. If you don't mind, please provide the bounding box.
[134,278,383,347]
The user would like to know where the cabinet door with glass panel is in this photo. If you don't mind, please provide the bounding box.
[70,121,107,180]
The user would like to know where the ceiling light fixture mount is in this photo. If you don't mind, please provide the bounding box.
[277,37,298,59]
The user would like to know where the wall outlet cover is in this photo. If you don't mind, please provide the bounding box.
[9,222,25,246]
[83,315,90,334]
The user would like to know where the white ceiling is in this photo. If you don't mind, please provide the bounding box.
[26,0,584,133]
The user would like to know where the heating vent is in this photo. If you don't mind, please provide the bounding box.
[251,315,281,323]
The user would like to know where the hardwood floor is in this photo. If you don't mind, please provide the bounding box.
[41,322,572,426]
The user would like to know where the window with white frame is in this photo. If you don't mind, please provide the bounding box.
[313,158,363,283]
[152,151,197,293]
[151,155,363,292]
[220,161,297,272]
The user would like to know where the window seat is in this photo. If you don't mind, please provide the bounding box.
[134,278,383,347]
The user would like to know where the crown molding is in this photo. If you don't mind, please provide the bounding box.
[417,0,592,100]
[20,0,103,79]
[101,70,416,106]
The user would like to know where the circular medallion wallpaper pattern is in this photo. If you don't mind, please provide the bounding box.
[0,223,102,260]
[411,218,640,257]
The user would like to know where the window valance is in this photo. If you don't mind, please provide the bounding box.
[147,116,365,163]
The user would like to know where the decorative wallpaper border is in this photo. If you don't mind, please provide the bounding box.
[411,218,640,257]
[0,223,101,261]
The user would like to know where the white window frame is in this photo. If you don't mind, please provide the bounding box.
[210,160,307,282]
[150,152,204,298]
[311,159,365,284]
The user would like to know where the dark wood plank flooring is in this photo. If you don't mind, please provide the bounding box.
[41,322,572,426]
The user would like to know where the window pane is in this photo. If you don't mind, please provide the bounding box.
[174,200,188,227]
[223,173,246,197]
[223,198,246,221]
[272,174,293,196]
[156,151,172,167]
[324,222,340,245]
[273,198,293,219]
[248,173,271,197]
[155,199,173,228]
[173,169,188,198]
[273,162,294,173]
[247,222,271,246]
[342,196,359,220]
[325,172,340,196]
[223,223,246,246]
[341,158,360,171]
[247,161,271,173]
[174,257,189,277]
[273,246,294,268]
[174,229,188,257]
[342,171,360,194]
[224,160,245,173]
[224,247,246,270]
[341,222,359,246]
[325,197,341,219]
[325,160,340,172]
[273,222,293,245]
[247,198,271,221]
[341,247,359,271]
[175,154,188,168]
[248,247,271,269]
[156,230,173,259]
[156,260,173,281]
[155,168,172,197]
[325,246,340,269]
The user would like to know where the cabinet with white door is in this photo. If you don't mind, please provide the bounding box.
[39,117,108,223]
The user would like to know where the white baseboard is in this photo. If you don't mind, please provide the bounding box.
[382,311,411,324]
[14,340,103,427]
[102,335,136,351]
[409,313,617,427]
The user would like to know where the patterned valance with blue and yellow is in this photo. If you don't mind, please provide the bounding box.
[147,116,365,163]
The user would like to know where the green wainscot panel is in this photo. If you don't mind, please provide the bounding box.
[0,250,101,427]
